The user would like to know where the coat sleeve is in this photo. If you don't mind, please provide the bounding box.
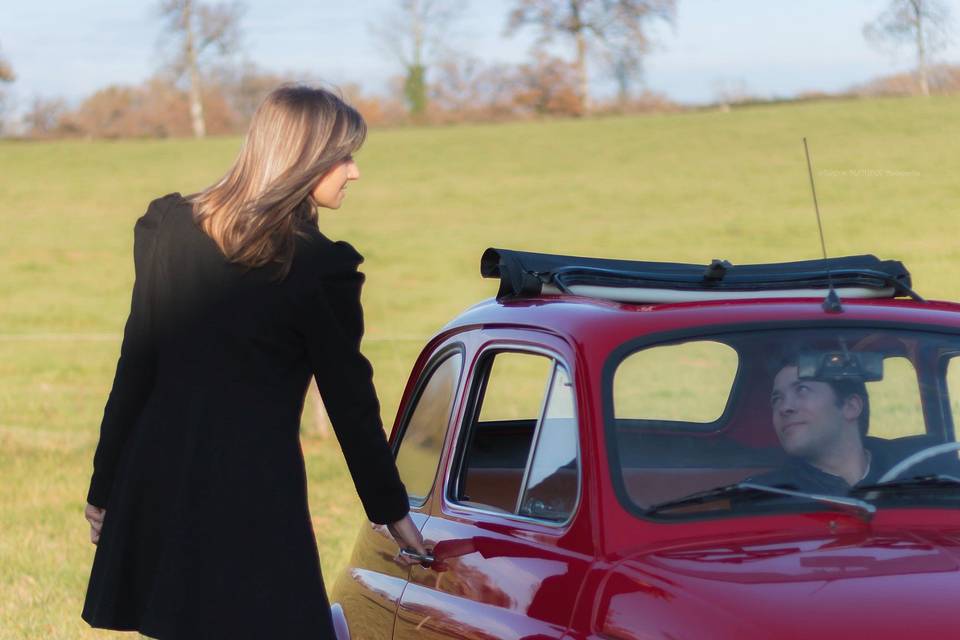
[299,242,410,525]
[86,205,162,508]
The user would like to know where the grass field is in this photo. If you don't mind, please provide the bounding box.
[2,94,960,638]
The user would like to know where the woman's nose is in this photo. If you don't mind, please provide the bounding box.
[347,160,360,180]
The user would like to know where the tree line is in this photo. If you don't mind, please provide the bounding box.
[0,0,955,139]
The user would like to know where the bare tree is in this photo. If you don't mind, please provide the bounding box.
[512,53,584,117]
[864,0,953,96]
[0,50,13,83]
[211,61,295,124]
[371,0,464,121]
[603,44,642,107]
[24,96,68,137]
[0,47,14,135]
[430,55,517,121]
[506,0,676,113]
[156,0,244,137]
[711,77,757,112]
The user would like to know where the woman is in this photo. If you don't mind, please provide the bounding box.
[81,85,427,639]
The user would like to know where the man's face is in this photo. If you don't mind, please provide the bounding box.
[770,366,861,460]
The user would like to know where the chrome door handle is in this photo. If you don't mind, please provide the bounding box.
[399,548,434,566]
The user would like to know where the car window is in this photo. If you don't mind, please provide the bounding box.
[614,340,738,423]
[394,352,463,505]
[478,353,552,422]
[948,356,960,431]
[867,356,925,439]
[607,328,960,519]
[455,350,579,521]
[518,365,579,521]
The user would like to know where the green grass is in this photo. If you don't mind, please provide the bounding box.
[2,94,960,637]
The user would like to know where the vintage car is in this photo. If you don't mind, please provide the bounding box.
[329,249,960,640]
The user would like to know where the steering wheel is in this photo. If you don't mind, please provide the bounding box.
[877,442,960,483]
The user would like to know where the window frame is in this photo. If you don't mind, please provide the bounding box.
[391,343,466,508]
[937,349,960,440]
[445,343,582,528]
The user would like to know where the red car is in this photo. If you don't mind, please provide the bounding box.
[330,249,960,640]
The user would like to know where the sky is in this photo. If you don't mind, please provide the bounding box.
[3,0,960,114]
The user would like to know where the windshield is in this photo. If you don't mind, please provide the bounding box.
[607,327,960,518]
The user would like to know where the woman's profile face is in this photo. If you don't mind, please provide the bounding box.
[312,157,361,209]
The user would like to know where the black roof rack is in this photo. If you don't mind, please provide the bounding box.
[480,248,919,304]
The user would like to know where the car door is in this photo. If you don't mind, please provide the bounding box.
[331,344,465,639]
[394,338,594,639]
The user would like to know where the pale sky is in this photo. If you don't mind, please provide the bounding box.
[2,0,960,114]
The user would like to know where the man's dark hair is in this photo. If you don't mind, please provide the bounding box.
[774,356,871,437]
[827,378,870,437]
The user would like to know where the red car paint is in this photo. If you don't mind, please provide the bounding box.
[331,295,960,639]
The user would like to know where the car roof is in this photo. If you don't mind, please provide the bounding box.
[438,249,960,351]
[480,248,917,304]
[440,295,960,349]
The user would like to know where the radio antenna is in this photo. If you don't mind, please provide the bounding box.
[803,137,842,313]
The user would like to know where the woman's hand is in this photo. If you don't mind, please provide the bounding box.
[85,503,105,545]
[387,514,429,566]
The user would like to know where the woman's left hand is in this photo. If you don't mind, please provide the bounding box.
[85,503,105,545]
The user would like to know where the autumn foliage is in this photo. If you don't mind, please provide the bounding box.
[853,64,960,96]
[62,80,234,138]
[23,55,676,139]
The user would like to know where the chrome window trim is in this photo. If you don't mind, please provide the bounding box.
[445,343,582,529]
[516,362,578,519]
[514,361,556,514]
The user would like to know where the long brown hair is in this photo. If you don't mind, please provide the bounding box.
[190,85,367,279]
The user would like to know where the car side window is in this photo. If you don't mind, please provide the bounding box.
[518,365,578,521]
[454,350,580,523]
[947,357,960,433]
[867,356,925,438]
[477,352,552,422]
[394,351,463,506]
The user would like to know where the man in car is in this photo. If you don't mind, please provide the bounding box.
[752,360,892,494]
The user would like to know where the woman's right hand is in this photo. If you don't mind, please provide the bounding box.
[85,503,105,545]
[387,514,429,566]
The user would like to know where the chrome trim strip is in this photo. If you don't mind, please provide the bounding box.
[514,361,557,514]
[444,342,583,529]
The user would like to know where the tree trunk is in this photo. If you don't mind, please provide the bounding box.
[406,0,428,121]
[404,64,428,121]
[183,0,207,137]
[915,2,930,96]
[575,30,589,114]
[614,58,630,108]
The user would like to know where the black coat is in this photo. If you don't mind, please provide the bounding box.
[82,194,409,639]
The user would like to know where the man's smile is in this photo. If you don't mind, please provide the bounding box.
[780,421,807,435]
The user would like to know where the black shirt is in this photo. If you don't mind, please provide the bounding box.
[749,440,896,495]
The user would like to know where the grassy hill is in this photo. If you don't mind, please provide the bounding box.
[2,94,959,637]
